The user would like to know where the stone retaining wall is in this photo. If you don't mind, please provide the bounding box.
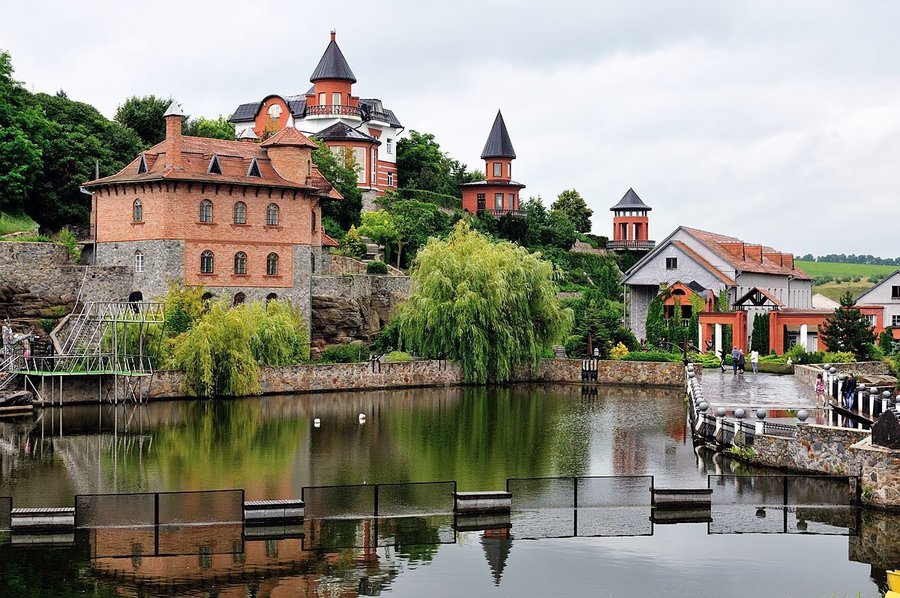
[751,424,869,475]
[795,362,893,391]
[22,358,689,402]
[849,440,900,509]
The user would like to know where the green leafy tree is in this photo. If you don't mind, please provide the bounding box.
[340,224,366,259]
[397,221,573,382]
[391,199,451,267]
[114,94,171,146]
[551,188,593,233]
[879,329,895,354]
[566,289,635,358]
[820,291,876,359]
[184,115,235,140]
[311,140,363,230]
[645,292,668,348]
[546,209,577,249]
[750,312,770,354]
[359,209,399,264]
[397,130,481,197]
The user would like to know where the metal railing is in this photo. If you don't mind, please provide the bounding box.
[606,240,656,250]
[478,208,525,218]
[306,104,361,117]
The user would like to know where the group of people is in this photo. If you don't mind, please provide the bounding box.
[814,371,858,409]
[718,347,759,374]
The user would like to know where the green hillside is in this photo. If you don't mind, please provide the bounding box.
[795,260,897,279]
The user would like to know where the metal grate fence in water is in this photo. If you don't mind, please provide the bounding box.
[301,481,456,519]
[74,490,244,558]
[707,475,858,535]
[0,496,10,532]
[506,476,654,539]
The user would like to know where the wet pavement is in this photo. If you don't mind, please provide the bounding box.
[699,370,818,410]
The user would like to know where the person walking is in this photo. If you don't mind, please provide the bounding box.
[750,350,759,374]
[731,347,740,375]
[815,373,826,407]
[737,349,746,374]
[843,373,857,410]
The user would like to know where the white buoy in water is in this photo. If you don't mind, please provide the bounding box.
[313,418,321,428]
[358,413,366,424]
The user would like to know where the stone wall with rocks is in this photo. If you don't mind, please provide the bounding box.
[795,362,893,392]
[0,242,131,334]
[849,439,900,509]
[328,255,404,276]
[310,274,411,349]
[751,424,869,475]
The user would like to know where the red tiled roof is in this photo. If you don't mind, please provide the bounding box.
[671,240,737,286]
[83,132,327,194]
[321,232,339,247]
[261,127,318,149]
[681,227,811,281]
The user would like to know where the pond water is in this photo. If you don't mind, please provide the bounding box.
[0,383,895,597]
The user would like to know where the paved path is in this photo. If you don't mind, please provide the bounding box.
[699,370,818,410]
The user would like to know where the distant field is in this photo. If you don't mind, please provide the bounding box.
[795,260,897,279]
[795,260,898,302]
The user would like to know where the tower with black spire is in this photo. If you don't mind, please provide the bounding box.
[460,110,525,216]
[608,188,655,251]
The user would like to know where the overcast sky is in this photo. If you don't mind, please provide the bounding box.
[3,1,899,256]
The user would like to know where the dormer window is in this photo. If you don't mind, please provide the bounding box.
[247,158,261,178]
[208,155,222,175]
[137,154,148,174]
[267,104,282,119]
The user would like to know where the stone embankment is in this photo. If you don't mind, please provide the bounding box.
[30,358,687,403]
[794,362,890,389]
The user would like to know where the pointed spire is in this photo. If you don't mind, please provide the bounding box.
[310,31,357,83]
[238,127,258,141]
[163,101,184,117]
[610,187,652,211]
[480,110,516,159]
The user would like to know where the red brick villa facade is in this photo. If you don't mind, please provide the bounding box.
[83,103,340,321]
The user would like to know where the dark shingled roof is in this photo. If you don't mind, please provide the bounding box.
[310,36,357,83]
[480,111,516,159]
[314,122,380,145]
[359,99,403,128]
[229,102,261,123]
[610,188,652,211]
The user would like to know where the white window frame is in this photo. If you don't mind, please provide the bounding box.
[134,250,144,273]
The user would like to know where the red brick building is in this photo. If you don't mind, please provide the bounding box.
[607,188,655,251]
[229,32,402,207]
[461,111,525,216]
[83,103,339,319]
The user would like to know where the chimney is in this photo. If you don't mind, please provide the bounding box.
[163,101,185,168]
[783,253,794,270]
[745,244,763,263]
[330,30,336,42]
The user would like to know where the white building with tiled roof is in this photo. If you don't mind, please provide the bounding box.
[623,226,812,342]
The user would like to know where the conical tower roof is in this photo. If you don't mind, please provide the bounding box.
[480,110,516,159]
[610,187,652,211]
[481,535,512,586]
[310,32,357,83]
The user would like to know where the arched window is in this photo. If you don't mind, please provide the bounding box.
[128,291,143,302]
[233,292,246,306]
[133,199,143,222]
[200,250,214,274]
[311,210,317,232]
[134,250,144,273]
[234,251,247,275]
[233,201,247,224]
[266,252,279,276]
[266,292,278,304]
[267,104,282,119]
[266,203,279,226]
[199,199,213,223]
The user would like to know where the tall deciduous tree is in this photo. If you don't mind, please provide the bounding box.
[114,95,171,146]
[358,209,398,264]
[397,130,482,197]
[551,188,593,233]
[184,115,235,140]
[397,221,573,383]
[311,140,363,230]
[820,291,876,359]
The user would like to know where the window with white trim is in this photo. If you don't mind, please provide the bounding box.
[892,315,900,327]
[494,193,503,209]
[134,250,144,273]
[267,104,282,119]
[234,251,247,275]
[493,162,502,177]
[200,250,214,274]
[267,253,279,276]
[233,201,246,224]
[199,200,213,223]
[666,257,678,270]
[133,199,143,222]
[266,203,279,226]
[386,138,393,154]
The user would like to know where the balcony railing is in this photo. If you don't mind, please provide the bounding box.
[606,239,656,251]
[478,208,525,218]
[306,104,361,118]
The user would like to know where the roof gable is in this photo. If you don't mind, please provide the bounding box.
[260,126,318,149]
[314,122,379,144]
[481,111,516,159]
[856,269,900,303]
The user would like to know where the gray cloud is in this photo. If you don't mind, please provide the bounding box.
[3,0,899,255]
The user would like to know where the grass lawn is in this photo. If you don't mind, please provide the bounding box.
[0,211,38,236]
[797,260,899,302]
[795,260,897,279]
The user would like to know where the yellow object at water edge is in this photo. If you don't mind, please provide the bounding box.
[886,569,900,597]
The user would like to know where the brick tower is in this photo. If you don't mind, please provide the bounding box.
[608,188,655,251]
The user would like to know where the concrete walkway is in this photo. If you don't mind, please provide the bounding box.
[699,370,818,411]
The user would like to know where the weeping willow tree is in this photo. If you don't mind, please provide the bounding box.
[396,221,573,383]
[172,299,310,397]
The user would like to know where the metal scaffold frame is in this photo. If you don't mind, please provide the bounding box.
[4,301,166,405]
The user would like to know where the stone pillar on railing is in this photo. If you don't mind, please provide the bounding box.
[884,390,893,414]
[828,367,838,397]
[715,408,726,443]
[734,408,746,445]
[755,409,767,435]
[697,402,709,433]
[837,374,846,406]
[797,410,809,427]
[857,384,867,415]
[870,387,878,418]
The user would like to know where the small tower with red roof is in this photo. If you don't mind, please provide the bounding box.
[460,111,525,216]
[608,188,655,251]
